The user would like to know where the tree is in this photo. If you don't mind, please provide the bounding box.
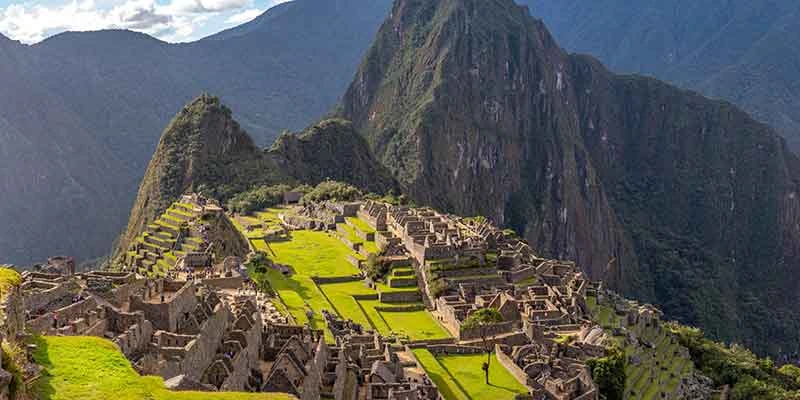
[462,308,503,384]
[586,346,626,400]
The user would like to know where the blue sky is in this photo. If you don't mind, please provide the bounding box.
[0,0,290,43]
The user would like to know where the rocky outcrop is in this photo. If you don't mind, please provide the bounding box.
[342,0,800,355]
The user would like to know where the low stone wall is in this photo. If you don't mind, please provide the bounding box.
[203,276,244,290]
[378,291,421,303]
[345,292,377,302]
[388,277,417,288]
[0,286,24,339]
[407,338,457,347]
[459,321,516,341]
[429,266,497,278]
[427,345,484,355]
[23,280,78,313]
[509,265,537,284]
[28,296,100,334]
[312,276,362,285]
[495,345,531,389]
[373,304,425,312]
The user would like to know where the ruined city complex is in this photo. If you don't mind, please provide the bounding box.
[0,194,695,400]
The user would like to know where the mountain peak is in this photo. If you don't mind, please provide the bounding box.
[342,0,800,356]
[115,94,268,257]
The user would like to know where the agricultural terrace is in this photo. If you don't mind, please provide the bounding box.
[412,349,528,400]
[587,295,694,399]
[31,336,293,400]
[241,207,450,342]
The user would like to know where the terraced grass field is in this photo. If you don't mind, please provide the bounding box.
[31,336,293,400]
[242,208,450,342]
[321,281,449,340]
[412,349,528,400]
[587,296,694,399]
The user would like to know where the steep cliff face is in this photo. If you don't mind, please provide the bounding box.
[342,0,800,355]
[268,118,396,193]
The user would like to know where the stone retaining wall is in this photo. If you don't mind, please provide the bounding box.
[459,321,516,341]
[312,276,362,285]
[495,345,531,389]
[378,291,421,303]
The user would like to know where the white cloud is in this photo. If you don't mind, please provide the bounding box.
[0,0,268,43]
[224,7,261,24]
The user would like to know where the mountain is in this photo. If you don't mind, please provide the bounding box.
[117,95,284,254]
[341,0,800,356]
[117,96,393,256]
[520,0,800,151]
[269,118,396,193]
[0,0,393,265]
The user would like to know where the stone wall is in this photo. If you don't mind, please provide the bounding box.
[23,280,78,313]
[378,290,421,303]
[105,279,146,307]
[509,265,537,284]
[426,345,484,355]
[130,282,197,332]
[203,276,244,290]
[114,319,154,358]
[495,345,531,389]
[0,286,24,340]
[27,296,100,334]
[458,321,516,341]
[312,276,362,285]
[158,303,230,381]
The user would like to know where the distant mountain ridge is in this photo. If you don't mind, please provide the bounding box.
[520,0,800,151]
[0,0,393,265]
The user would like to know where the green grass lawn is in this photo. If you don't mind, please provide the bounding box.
[31,336,293,400]
[337,223,363,245]
[0,267,21,298]
[412,349,528,400]
[320,281,449,340]
[346,217,375,234]
[245,226,450,342]
[267,231,361,277]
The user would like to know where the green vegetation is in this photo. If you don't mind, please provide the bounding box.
[227,184,291,214]
[2,340,25,398]
[462,308,504,383]
[31,336,292,400]
[412,349,527,400]
[669,323,800,400]
[0,267,21,298]
[346,217,375,234]
[586,296,693,399]
[586,347,626,400]
[300,181,362,204]
[246,223,449,342]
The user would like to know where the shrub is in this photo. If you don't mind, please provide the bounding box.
[227,184,291,214]
[586,346,626,400]
[429,278,448,298]
[364,254,390,281]
[301,181,362,204]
